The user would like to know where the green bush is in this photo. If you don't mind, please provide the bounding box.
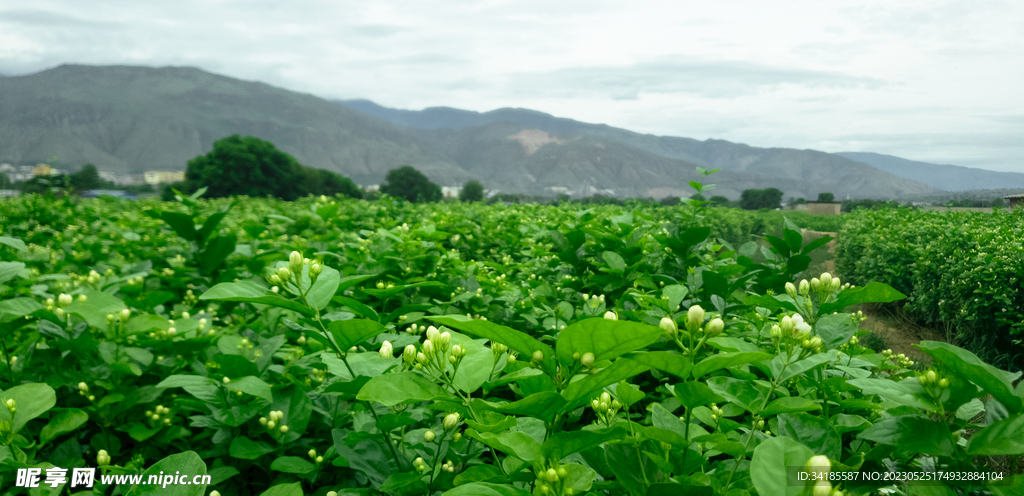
[0,189,1020,495]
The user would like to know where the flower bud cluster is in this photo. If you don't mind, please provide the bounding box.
[96,449,111,466]
[881,349,914,368]
[590,391,622,425]
[917,368,949,389]
[4,398,16,415]
[709,403,723,423]
[535,463,574,496]
[774,314,813,343]
[375,281,395,290]
[405,323,425,335]
[307,448,324,463]
[441,460,456,473]
[145,405,173,425]
[259,410,288,432]
[413,457,428,472]
[379,340,393,359]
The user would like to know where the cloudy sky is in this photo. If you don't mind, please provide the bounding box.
[2,0,1022,172]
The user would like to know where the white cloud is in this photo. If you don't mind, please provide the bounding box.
[0,0,1021,172]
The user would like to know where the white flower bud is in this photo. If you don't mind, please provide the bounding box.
[279,425,289,433]
[422,339,434,357]
[785,282,797,299]
[813,481,832,496]
[811,277,821,292]
[425,326,440,342]
[58,293,73,307]
[289,251,303,268]
[659,317,677,335]
[77,294,87,303]
[580,352,595,366]
[799,279,810,295]
[805,454,831,478]
[121,308,131,320]
[532,350,544,362]
[705,318,724,336]
[603,311,617,320]
[820,273,832,289]
[687,305,704,329]
[443,413,461,430]
[379,340,393,359]
[423,430,436,442]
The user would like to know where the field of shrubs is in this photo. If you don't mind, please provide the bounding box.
[0,190,1021,496]
[836,208,1024,370]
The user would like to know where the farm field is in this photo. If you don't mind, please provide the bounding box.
[0,192,1021,496]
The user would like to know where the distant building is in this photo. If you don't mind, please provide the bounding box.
[1005,194,1024,211]
[33,164,53,176]
[144,171,185,185]
[362,184,380,192]
[806,201,841,215]
[441,186,462,198]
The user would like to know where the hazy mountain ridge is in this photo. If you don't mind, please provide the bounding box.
[0,64,941,199]
[835,152,1024,192]
[340,99,939,199]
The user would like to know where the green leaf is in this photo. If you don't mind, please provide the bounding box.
[745,294,799,312]
[762,397,821,416]
[442,482,534,496]
[966,413,1024,455]
[0,236,27,252]
[611,381,644,408]
[692,351,771,378]
[0,298,42,319]
[198,205,232,244]
[225,376,273,401]
[379,472,428,493]
[542,426,625,461]
[847,378,936,411]
[815,313,858,348]
[778,351,836,382]
[485,391,566,424]
[270,456,316,474]
[305,265,341,311]
[662,285,688,312]
[602,251,626,271]
[214,354,258,378]
[671,381,725,409]
[626,351,692,379]
[332,295,379,321]
[124,451,206,495]
[706,376,767,414]
[467,429,543,464]
[555,319,663,370]
[40,408,88,444]
[0,383,57,434]
[858,415,955,457]
[750,435,814,496]
[356,371,449,406]
[450,331,494,394]
[453,465,505,486]
[229,436,276,459]
[158,211,198,242]
[428,315,553,367]
[916,341,1023,414]
[257,482,303,496]
[604,442,655,496]
[199,281,314,317]
[776,412,842,461]
[66,288,127,329]
[818,282,906,314]
[328,319,387,350]
[199,235,235,273]
[561,358,650,410]
[0,261,25,284]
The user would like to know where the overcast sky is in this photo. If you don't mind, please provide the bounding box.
[2,0,1022,172]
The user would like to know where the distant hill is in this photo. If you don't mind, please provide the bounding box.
[340,100,939,199]
[0,64,940,199]
[0,65,462,186]
[835,152,1024,192]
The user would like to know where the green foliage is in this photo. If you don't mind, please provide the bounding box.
[70,164,102,191]
[380,165,442,203]
[185,135,361,201]
[459,180,485,202]
[740,188,783,210]
[837,207,1024,369]
[0,180,1021,495]
[816,192,835,202]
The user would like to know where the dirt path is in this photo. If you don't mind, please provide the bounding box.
[803,230,942,361]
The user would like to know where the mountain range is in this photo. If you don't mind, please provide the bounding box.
[0,64,1014,199]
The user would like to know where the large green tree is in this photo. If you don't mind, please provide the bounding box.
[380,166,441,203]
[739,188,783,210]
[185,135,306,200]
[817,192,835,202]
[301,167,363,199]
[459,180,484,202]
[70,164,102,191]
